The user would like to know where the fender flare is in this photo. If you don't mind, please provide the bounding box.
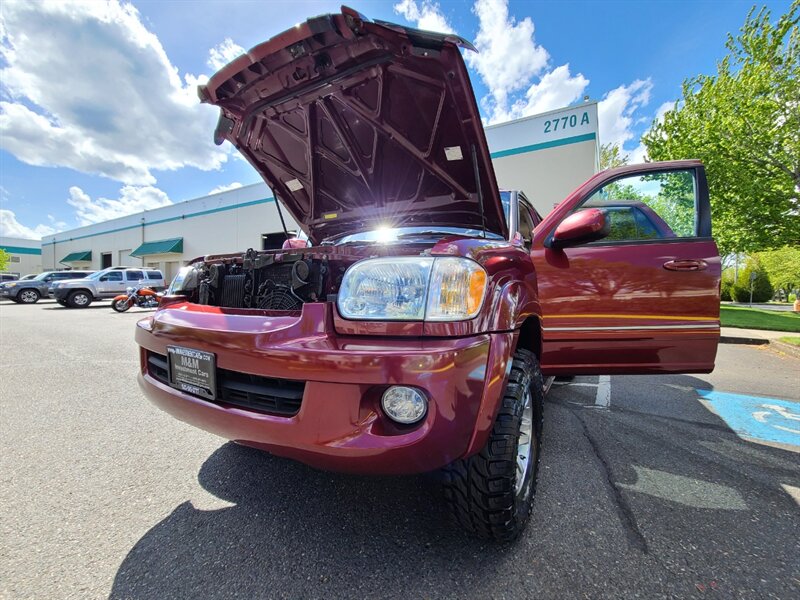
[463,283,543,457]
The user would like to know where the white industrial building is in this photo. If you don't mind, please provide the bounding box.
[40,102,599,282]
[0,236,43,277]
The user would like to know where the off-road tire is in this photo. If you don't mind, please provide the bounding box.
[17,289,40,304]
[67,290,92,308]
[442,348,544,542]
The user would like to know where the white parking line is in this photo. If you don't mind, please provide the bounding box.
[595,376,611,408]
[551,376,612,409]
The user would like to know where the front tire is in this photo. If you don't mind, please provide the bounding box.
[442,348,544,542]
[67,290,92,308]
[17,289,40,304]
[111,298,131,312]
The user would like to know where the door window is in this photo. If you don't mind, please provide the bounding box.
[517,202,536,246]
[580,169,698,240]
[101,271,123,282]
[126,270,144,281]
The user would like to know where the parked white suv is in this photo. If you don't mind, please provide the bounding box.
[52,266,165,308]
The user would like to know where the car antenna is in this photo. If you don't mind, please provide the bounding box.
[470,144,487,238]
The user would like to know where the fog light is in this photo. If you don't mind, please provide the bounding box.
[381,386,427,424]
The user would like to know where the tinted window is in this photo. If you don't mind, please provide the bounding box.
[633,208,661,239]
[146,270,162,279]
[603,208,638,241]
[581,169,697,239]
[518,203,535,245]
[126,270,144,281]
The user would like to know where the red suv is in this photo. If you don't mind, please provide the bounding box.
[135,8,720,541]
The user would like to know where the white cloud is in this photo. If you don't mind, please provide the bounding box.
[598,79,653,148]
[396,0,589,124]
[506,65,589,122]
[466,0,551,122]
[67,185,172,226]
[0,209,57,239]
[654,100,677,125]
[0,0,228,185]
[208,38,246,72]
[393,0,454,33]
[208,182,243,195]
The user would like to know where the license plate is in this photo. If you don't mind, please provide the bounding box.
[167,346,216,400]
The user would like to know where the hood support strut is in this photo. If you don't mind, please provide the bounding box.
[471,144,487,239]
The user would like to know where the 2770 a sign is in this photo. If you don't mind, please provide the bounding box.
[543,111,590,134]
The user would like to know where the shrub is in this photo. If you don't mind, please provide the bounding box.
[720,279,734,301]
[790,293,798,303]
[732,261,773,303]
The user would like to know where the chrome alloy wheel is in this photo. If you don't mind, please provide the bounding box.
[72,293,90,306]
[19,290,39,303]
[515,386,534,496]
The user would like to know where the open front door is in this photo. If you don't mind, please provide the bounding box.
[530,160,720,375]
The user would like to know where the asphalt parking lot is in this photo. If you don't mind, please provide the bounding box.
[1,299,798,599]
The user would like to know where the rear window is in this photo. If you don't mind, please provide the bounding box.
[146,270,163,279]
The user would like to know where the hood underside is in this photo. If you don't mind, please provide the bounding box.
[198,7,505,243]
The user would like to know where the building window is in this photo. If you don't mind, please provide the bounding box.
[262,231,290,250]
[101,252,112,269]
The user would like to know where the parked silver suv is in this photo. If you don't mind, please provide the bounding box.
[0,270,95,304]
[52,266,165,308]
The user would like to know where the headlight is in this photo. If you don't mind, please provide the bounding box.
[168,265,199,295]
[6,282,17,288]
[337,257,487,321]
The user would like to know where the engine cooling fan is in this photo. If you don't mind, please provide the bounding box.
[257,285,303,311]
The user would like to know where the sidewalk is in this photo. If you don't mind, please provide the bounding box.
[720,327,800,359]
[720,327,788,343]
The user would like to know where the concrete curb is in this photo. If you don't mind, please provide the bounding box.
[769,340,800,359]
[719,336,770,346]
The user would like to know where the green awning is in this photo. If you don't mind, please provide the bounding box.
[130,237,183,257]
[60,250,92,263]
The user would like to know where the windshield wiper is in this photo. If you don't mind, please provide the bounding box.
[396,230,481,239]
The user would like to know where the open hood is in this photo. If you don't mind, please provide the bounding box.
[198,7,506,243]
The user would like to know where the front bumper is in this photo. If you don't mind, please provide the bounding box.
[136,301,515,474]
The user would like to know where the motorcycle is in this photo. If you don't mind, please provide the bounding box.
[111,285,162,312]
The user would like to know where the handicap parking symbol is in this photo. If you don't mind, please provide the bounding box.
[697,389,800,448]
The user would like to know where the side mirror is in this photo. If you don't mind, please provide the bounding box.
[99,275,109,281]
[550,208,610,249]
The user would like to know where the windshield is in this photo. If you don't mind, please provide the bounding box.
[324,226,504,246]
[84,270,108,280]
[33,272,52,281]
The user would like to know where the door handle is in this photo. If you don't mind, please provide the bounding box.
[663,259,707,272]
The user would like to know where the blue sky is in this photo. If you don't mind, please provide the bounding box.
[0,0,793,239]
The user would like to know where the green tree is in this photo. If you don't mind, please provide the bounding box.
[642,2,800,255]
[0,249,10,272]
[733,257,774,302]
[599,143,629,169]
[756,245,800,295]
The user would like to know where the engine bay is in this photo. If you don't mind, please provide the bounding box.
[195,248,335,311]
